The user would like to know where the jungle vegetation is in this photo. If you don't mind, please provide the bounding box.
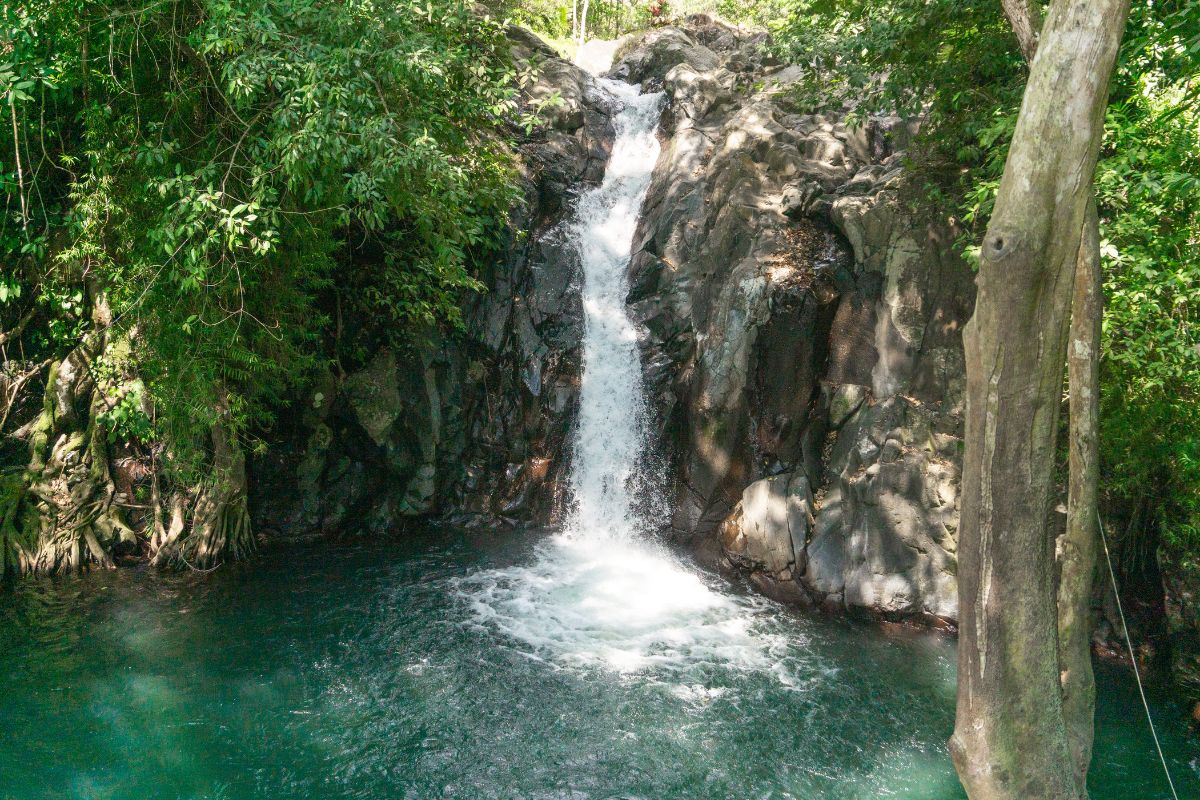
[2,0,1197,656]
[0,0,529,573]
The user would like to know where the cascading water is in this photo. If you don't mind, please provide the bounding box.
[567,77,662,543]
[456,66,799,683]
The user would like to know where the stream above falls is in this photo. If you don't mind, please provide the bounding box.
[0,530,1197,800]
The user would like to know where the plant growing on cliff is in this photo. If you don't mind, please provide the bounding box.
[0,0,523,573]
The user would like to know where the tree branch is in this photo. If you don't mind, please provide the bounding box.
[0,306,35,348]
[1001,0,1043,62]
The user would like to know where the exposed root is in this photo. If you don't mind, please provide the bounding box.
[17,350,134,575]
[6,289,258,577]
[151,410,256,570]
[0,470,35,579]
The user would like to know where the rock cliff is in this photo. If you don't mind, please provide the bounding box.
[250,18,975,623]
[614,17,973,620]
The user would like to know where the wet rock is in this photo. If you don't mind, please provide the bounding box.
[617,17,972,620]
[344,349,402,447]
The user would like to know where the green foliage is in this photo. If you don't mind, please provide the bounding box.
[1097,6,1200,552]
[769,1,1025,187]
[506,0,575,40]
[499,0,665,46]
[2,0,521,463]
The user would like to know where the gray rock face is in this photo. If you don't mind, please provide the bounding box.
[611,28,721,87]
[616,15,973,621]
[721,472,813,576]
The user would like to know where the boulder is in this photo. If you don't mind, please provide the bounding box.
[721,472,814,577]
[611,28,720,87]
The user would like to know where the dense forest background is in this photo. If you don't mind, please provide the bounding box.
[1,0,535,570]
[1,0,1197,658]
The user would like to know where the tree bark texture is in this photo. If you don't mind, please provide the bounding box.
[1059,200,1101,787]
[17,347,133,575]
[950,1,1129,798]
[1001,0,1043,61]
[999,2,1105,788]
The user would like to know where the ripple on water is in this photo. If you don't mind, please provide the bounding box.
[0,534,1197,800]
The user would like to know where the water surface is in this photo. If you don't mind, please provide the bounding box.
[0,530,1197,800]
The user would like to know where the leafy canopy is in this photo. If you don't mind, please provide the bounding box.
[2,0,522,458]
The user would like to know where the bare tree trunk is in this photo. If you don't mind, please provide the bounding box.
[19,352,131,574]
[578,0,590,47]
[1059,200,1101,787]
[950,1,1129,798]
[0,470,29,579]
[998,2,1105,788]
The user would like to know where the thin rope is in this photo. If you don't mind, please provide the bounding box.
[1096,509,1181,800]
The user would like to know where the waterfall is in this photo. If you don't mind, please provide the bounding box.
[455,72,798,685]
[567,78,663,543]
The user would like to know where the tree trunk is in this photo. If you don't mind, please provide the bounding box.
[16,291,141,575]
[0,470,30,579]
[950,1,1129,798]
[151,396,254,570]
[1001,0,1042,61]
[998,2,1105,787]
[1059,200,1101,787]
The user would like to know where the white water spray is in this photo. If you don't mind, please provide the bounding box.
[456,67,804,685]
[567,77,661,542]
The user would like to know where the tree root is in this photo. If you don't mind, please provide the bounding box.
[150,407,256,570]
[0,471,35,579]
[6,289,258,577]
[16,349,134,575]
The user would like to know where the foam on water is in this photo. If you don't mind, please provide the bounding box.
[457,535,802,681]
[456,72,800,686]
